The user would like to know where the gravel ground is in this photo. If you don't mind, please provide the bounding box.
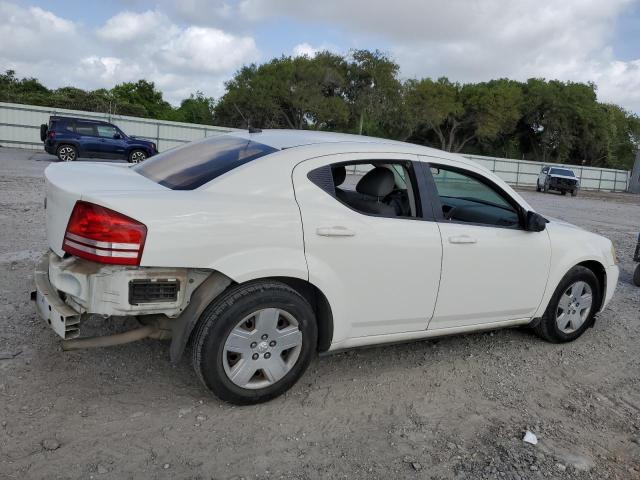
[1,148,639,480]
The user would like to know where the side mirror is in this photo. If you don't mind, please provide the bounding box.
[113,133,121,139]
[525,211,547,232]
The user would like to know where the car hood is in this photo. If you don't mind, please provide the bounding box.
[549,174,578,181]
[546,216,582,230]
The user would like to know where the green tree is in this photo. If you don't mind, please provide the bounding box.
[111,80,172,118]
[404,78,523,152]
[215,53,350,130]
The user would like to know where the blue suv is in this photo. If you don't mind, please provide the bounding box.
[41,116,157,163]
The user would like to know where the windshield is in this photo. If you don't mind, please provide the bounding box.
[549,168,575,177]
[133,135,278,190]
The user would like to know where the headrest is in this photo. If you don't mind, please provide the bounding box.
[356,167,395,197]
[332,165,346,186]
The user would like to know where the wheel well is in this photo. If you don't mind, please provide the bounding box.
[270,277,333,353]
[577,260,606,311]
[56,143,77,152]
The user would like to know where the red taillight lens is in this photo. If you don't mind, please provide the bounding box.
[62,201,147,266]
[48,131,56,139]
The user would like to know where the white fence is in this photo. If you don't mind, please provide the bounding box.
[0,101,631,192]
[462,154,630,193]
[0,101,236,152]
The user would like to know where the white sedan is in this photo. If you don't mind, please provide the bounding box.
[34,130,619,404]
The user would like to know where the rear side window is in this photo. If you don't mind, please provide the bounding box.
[133,135,278,190]
[75,122,97,136]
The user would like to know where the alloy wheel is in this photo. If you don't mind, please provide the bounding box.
[59,146,76,161]
[130,151,146,163]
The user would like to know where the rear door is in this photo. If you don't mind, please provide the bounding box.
[421,161,551,330]
[73,121,100,157]
[292,153,443,344]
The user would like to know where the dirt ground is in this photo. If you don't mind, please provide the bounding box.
[1,148,639,480]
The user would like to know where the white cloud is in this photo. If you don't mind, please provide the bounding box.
[96,10,174,43]
[1,0,639,113]
[0,2,259,105]
[292,42,340,58]
[240,0,640,113]
[293,43,319,58]
[157,26,258,74]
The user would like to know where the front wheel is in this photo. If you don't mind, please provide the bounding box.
[192,280,317,405]
[536,181,541,192]
[561,190,567,196]
[128,149,147,164]
[571,189,578,197]
[534,266,600,343]
[57,145,77,162]
[543,181,549,193]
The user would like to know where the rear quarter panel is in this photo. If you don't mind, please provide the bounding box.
[82,154,308,282]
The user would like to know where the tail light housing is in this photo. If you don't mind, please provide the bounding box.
[62,201,147,266]
[47,131,56,139]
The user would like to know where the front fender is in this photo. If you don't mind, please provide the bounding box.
[532,222,613,317]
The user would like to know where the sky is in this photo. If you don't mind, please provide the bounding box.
[1,0,639,114]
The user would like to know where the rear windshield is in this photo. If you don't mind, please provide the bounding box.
[133,135,278,190]
[549,168,575,177]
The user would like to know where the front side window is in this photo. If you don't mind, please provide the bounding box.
[133,135,278,190]
[430,166,520,228]
[96,125,118,138]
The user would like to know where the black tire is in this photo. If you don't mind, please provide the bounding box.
[543,181,549,193]
[536,181,541,192]
[192,280,317,405]
[534,266,600,343]
[40,124,48,142]
[561,190,567,196]
[128,149,147,164]
[633,264,640,287]
[56,144,77,162]
[571,189,578,197]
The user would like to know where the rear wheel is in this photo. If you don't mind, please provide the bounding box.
[561,190,567,196]
[192,280,317,405]
[57,144,77,162]
[534,266,600,343]
[128,149,147,164]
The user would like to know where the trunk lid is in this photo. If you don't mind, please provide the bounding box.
[45,162,165,256]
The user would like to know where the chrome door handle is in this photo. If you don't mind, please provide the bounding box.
[448,235,477,244]
[316,226,356,237]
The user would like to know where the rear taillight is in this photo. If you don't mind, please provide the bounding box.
[48,131,56,139]
[62,201,147,266]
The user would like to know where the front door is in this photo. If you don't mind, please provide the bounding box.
[292,153,443,345]
[422,161,551,330]
[95,124,127,159]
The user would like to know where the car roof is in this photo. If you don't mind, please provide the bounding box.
[230,129,416,151]
[51,116,111,125]
[223,128,488,171]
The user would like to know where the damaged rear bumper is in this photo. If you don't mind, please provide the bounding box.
[33,250,209,340]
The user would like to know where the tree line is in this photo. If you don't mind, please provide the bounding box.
[2,50,638,169]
